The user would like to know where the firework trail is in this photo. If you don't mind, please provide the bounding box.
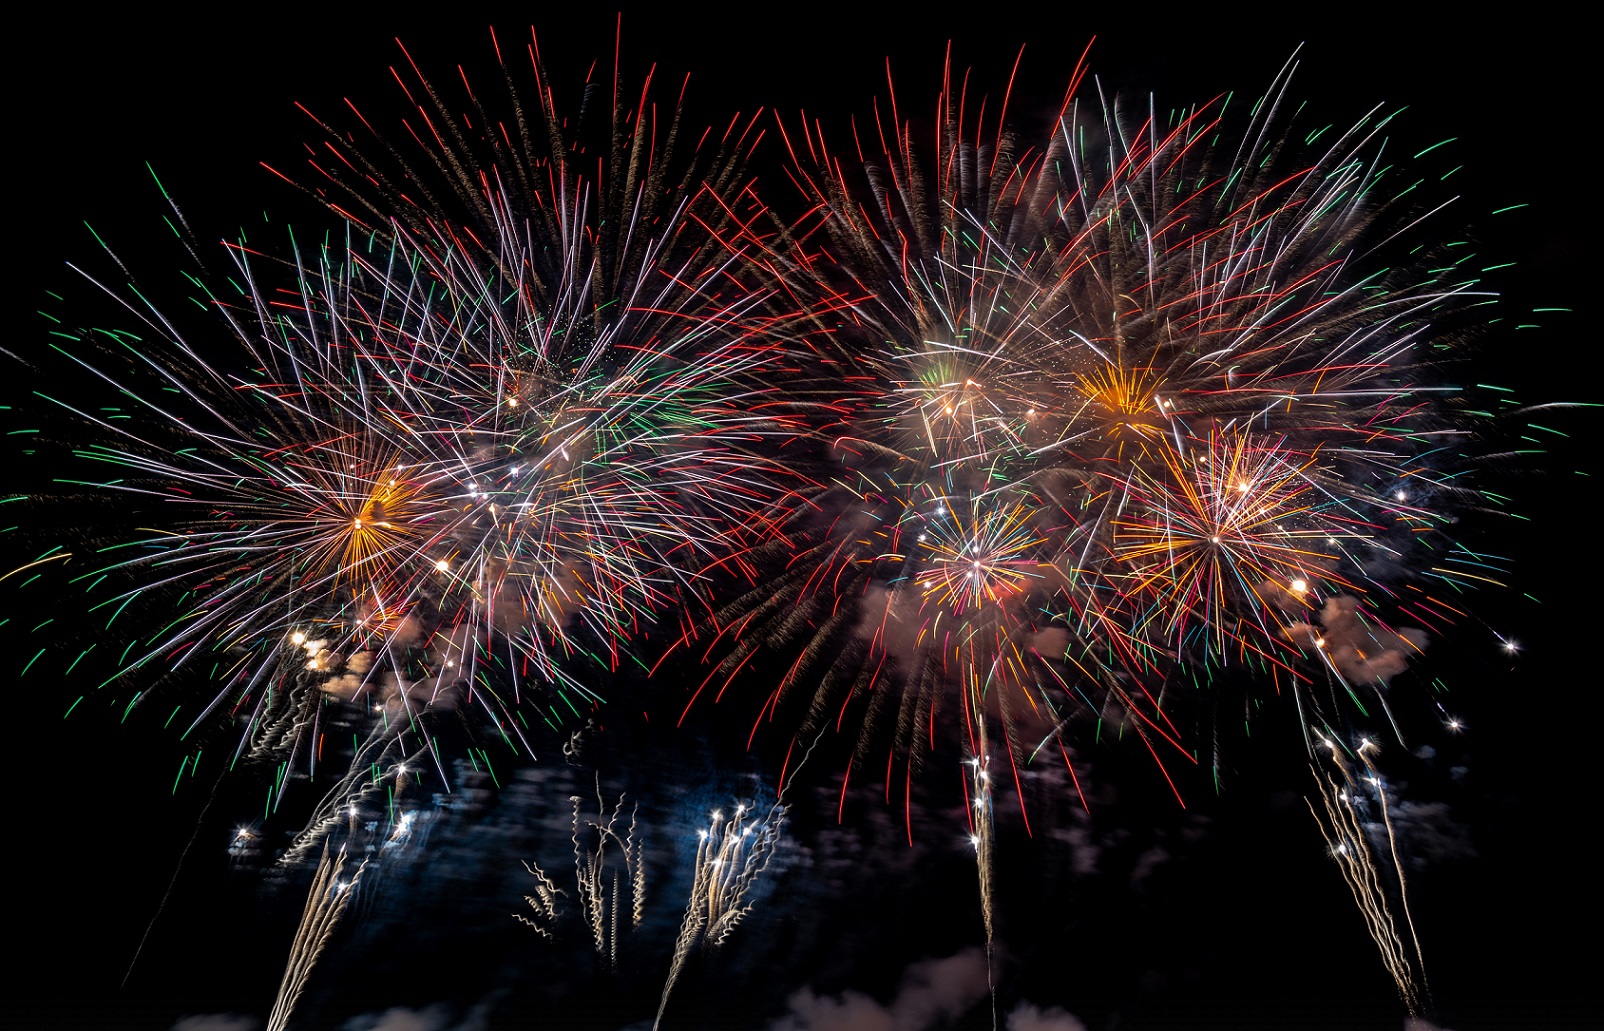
[517,786,647,969]
[517,857,564,941]
[965,733,999,1030]
[1306,735,1429,1013]
[654,799,785,1030]
[265,840,367,1031]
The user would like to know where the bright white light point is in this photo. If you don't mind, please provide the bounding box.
[235,827,250,839]
[971,835,980,846]
[1314,636,1326,648]
[290,631,306,646]
[1027,408,1035,416]
[974,797,985,808]
[936,505,946,515]
[1237,482,1249,492]
[1395,491,1407,501]
[1291,579,1308,593]
[352,517,362,526]
[1210,536,1221,544]
[1502,639,1520,654]
[435,559,450,572]
[510,466,521,475]
[1447,718,1463,731]
[918,534,927,542]
[507,398,518,407]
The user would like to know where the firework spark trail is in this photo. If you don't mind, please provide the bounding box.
[1356,739,1430,1004]
[265,841,366,1031]
[516,858,564,940]
[653,799,784,1030]
[965,726,999,1030]
[279,733,430,868]
[516,783,649,965]
[1306,738,1428,1014]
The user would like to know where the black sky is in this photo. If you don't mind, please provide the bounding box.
[9,9,1597,1031]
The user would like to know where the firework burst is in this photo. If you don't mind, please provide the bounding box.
[24,31,802,849]
[669,45,1501,832]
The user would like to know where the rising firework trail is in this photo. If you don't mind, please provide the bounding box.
[966,737,999,1030]
[517,785,647,969]
[265,841,366,1031]
[654,799,784,1030]
[1307,735,1430,1014]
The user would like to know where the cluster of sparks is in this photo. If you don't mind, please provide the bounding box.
[9,29,1541,1016]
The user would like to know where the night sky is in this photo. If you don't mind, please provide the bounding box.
[9,10,1596,1031]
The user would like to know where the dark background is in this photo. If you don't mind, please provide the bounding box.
[9,8,1595,1030]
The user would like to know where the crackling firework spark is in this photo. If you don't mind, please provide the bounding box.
[517,787,646,969]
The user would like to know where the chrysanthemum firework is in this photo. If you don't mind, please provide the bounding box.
[24,32,801,841]
[677,48,1496,812]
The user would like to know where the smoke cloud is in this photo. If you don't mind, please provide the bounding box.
[1284,596,1427,684]
[771,948,1086,1031]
